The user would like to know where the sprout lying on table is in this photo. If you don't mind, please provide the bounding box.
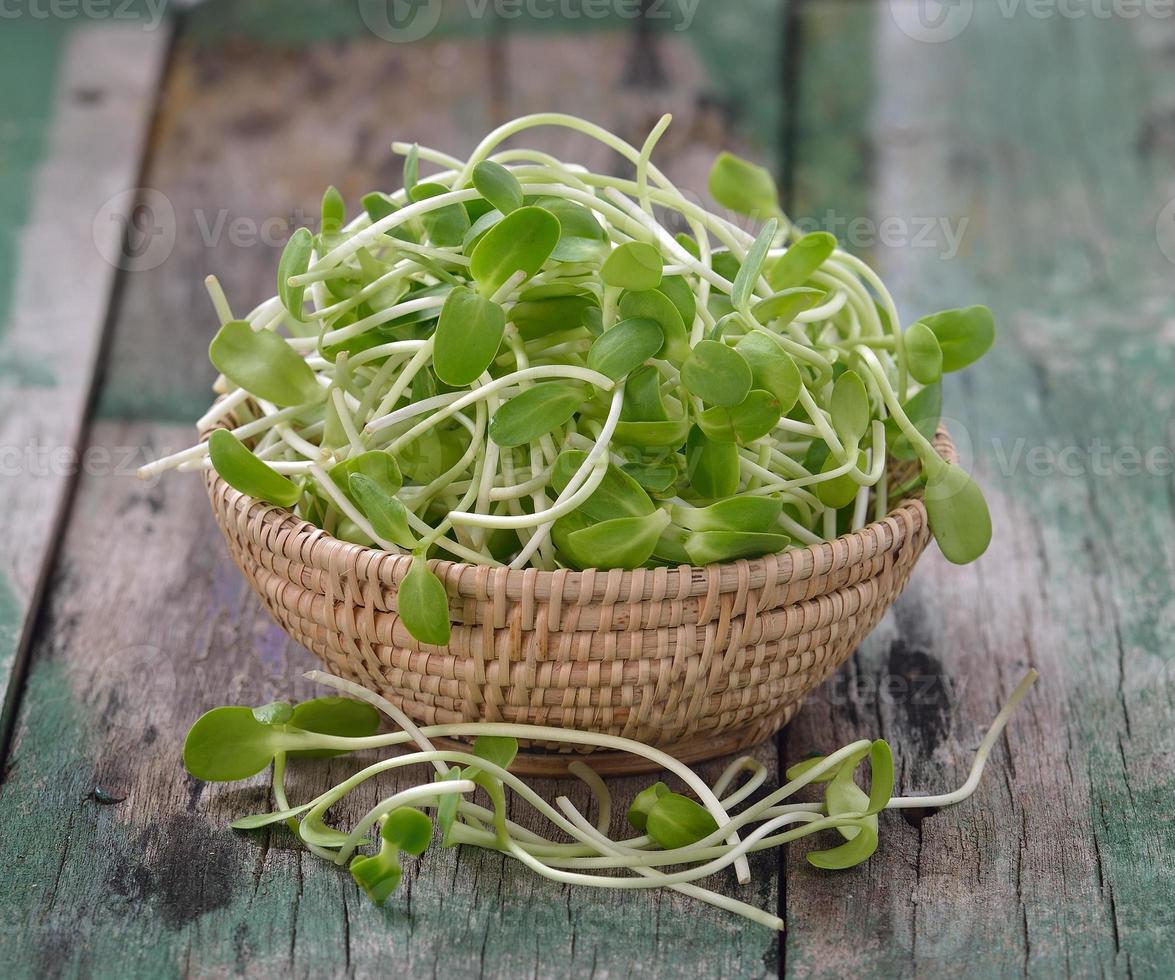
[184,669,1038,930]
[142,113,995,646]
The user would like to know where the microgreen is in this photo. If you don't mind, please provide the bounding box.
[601,241,663,291]
[433,286,507,386]
[682,341,753,407]
[469,205,560,297]
[488,383,585,448]
[209,320,322,407]
[409,182,470,247]
[146,113,997,646]
[397,555,451,646]
[586,317,664,381]
[277,228,314,321]
[471,160,524,215]
[209,429,301,507]
[185,670,1038,932]
[766,231,836,291]
[708,150,779,219]
[917,305,995,373]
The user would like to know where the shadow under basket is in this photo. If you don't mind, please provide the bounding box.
[203,423,954,777]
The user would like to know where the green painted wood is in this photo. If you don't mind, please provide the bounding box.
[0,22,170,741]
[781,3,1175,978]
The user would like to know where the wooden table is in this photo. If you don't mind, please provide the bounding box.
[1,2,1171,977]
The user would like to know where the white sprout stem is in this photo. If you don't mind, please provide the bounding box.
[886,670,1039,809]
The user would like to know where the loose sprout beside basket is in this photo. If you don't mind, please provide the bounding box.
[141,113,995,646]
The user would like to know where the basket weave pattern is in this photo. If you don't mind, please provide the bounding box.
[204,428,952,775]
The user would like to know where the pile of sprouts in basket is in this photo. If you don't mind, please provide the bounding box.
[184,669,1037,929]
[142,113,994,646]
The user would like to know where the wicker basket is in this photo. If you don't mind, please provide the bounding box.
[203,418,953,776]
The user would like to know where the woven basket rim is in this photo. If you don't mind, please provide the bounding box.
[199,412,954,603]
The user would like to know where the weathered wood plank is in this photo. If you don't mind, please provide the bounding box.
[0,22,170,743]
[782,3,1175,978]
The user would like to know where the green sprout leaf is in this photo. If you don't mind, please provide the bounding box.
[586,317,664,381]
[489,383,585,448]
[904,321,944,384]
[209,320,322,407]
[350,848,402,905]
[751,286,824,328]
[916,305,995,373]
[766,231,836,291]
[436,767,467,847]
[381,807,434,856]
[287,696,382,759]
[681,340,752,407]
[617,290,689,364]
[402,143,419,192]
[433,286,507,387]
[551,450,654,521]
[533,196,609,262]
[708,151,778,219]
[320,185,345,237]
[277,228,314,321]
[815,449,868,509]
[398,555,451,646]
[349,474,415,548]
[731,219,777,310]
[252,702,294,726]
[469,205,561,297]
[697,389,782,444]
[472,160,524,215]
[561,511,671,570]
[601,241,663,291]
[673,496,782,534]
[472,735,519,773]
[684,530,790,565]
[209,429,301,507]
[627,781,670,832]
[923,462,993,564]
[830,370,870,446]
[735,332,802,413]
[410,181,470,247]
[183,706,282,782]
[685,425,741,499]
[646,792,720,849]
[330,450,403,505]
[656,275,696,332]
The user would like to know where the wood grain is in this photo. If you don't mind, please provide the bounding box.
[781,3,1175,978]
[0,23,170,746]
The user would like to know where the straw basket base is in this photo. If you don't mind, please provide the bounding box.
[428,703,801,777]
